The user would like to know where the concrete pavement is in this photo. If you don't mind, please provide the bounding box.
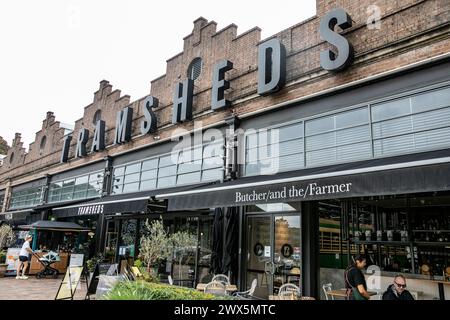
[0,275,89,300]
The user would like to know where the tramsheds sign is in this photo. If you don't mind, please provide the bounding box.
[61,9,354,163]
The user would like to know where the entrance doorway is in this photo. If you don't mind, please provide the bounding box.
[245,211,301,299]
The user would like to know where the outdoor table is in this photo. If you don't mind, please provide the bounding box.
[196,283,238,293]
[269,295,316,300]
[430,280,450,300]
[327,289,377,299]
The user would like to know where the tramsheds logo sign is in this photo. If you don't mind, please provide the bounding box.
[77,204,104,216]
[61,9,356,163]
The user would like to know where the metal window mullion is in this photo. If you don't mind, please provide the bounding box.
[409,98,417,151]
[333,115,338,162]
[303,121,307,167]
[156,156,161,189]
[368,104,375,159]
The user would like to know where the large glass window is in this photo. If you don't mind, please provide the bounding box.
[112,142,224,195]
[372,87,450,157]
[245,85,450,176]
[9,186,45,209]
[48,171,103,203]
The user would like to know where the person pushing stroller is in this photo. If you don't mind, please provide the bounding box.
[16,234,33,280]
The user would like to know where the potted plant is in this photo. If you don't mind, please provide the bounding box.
[138,219,171,277]
[0,250,7,277]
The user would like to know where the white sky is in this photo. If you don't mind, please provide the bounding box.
[0,0,316,150]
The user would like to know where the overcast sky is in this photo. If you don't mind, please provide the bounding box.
[0,0,316,150]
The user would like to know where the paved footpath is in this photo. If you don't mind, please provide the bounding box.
[0,275,88,300]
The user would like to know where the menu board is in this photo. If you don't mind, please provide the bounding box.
[98,263,113,275]
[55,266,84,300]
[69,254,84,267]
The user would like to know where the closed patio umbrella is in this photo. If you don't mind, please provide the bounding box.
[222,207,239,282]
[210,207,224,274]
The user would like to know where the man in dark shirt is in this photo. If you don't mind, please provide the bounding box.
[382,275,415,300]
[344,254,371,300]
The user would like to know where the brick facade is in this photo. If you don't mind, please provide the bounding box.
[1,0,449,203]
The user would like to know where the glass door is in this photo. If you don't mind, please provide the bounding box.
[104,220,120,263]
[245,213,301,299]
[272,215,301,294]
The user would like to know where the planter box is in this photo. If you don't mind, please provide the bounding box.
[0,264,7,278]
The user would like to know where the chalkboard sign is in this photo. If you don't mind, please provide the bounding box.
[86,263,100,297]
[55,266,84,300]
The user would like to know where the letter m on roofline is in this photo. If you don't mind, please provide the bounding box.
[114,107,133,144]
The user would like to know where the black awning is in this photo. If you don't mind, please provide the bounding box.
[33,198,99,211]
[52,191,150,218]
[157,150,450,210]
[0,209,33,223]
[18,220,91,232]
[51,182,216,218]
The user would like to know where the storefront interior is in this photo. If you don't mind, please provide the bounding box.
[318,191,450,299]
[102,211,214,288]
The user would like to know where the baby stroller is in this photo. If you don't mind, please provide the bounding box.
[32,251,60,279]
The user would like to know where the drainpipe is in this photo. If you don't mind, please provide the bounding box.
[224,116,240,181]
[96,156,112,255]
[40,174,51,220]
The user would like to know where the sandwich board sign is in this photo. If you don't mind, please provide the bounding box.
[5,248,21,276]
[55,266,84,300]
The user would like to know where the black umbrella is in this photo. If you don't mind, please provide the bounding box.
[222,207,239,281]
[18,220,91,232]
[210,207,224,274]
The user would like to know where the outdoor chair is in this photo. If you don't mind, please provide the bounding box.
[204,281,227,295]
[322,283,334,300]
[278,283,301,299]
[212,274,230,285]
[233,278,257,299]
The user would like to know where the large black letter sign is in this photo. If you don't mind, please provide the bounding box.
[140,96,158,135]
[76,128,89,158]
[172,79,194,124]
[91,120,105,153]
[257,38,286,95]
[114,107,133,144]
[60,135,72,163]
[320,8,354,71]
[212,60,233,110]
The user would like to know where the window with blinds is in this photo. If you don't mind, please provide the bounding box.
[112,141,224,195]
[9,186,45,209]
[244,84,450,176]
[48,171,104,203]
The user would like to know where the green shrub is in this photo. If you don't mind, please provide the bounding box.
[102,280,236,300]
[134,259,143,268]
[0,250,6,264]
[138,267,159,283]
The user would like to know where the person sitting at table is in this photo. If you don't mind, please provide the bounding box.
[344,254,371,300]
[382,274,414,300]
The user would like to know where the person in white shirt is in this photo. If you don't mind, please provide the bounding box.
[16,235,33,279]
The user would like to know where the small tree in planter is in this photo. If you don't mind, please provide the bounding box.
[139,219,171,276]
[170,230,197,282]
[0,224,15,250]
